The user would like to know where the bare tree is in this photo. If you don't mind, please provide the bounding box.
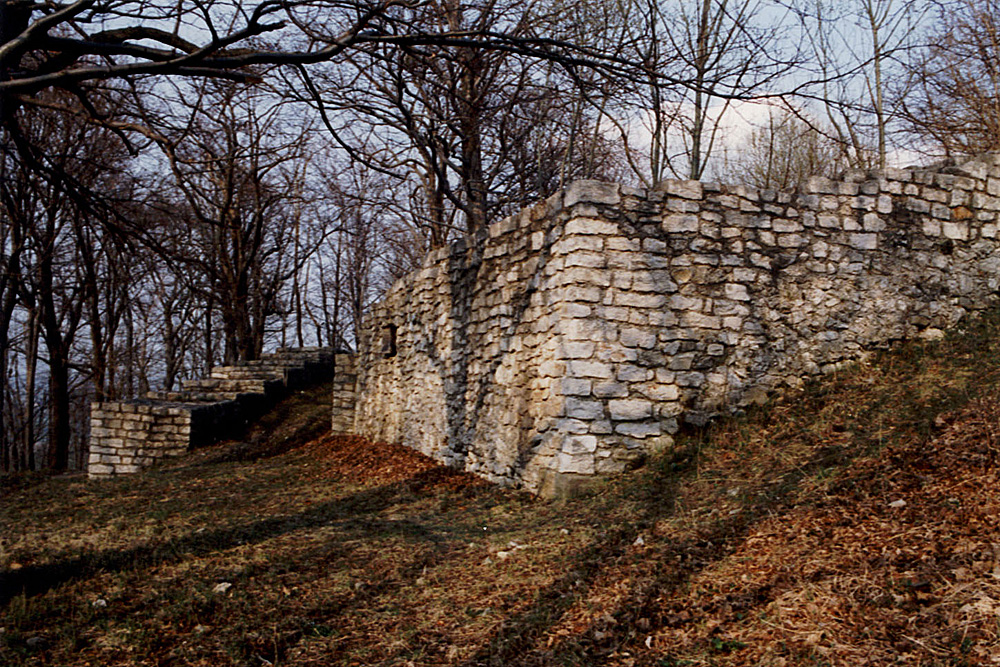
[619,0,796,183]
[0,90,135,471]
[899,0,1000,157]
[291,0,628,243]
[716,107,842,189]
[793,0,927,169]
[136,80,324,362]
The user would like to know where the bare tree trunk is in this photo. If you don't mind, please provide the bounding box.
[204,297,214,375]
[23,305,38,471]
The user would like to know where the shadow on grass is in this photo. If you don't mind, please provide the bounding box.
[0,467,465,607]
[452,312,1000,666]
[447,438,858,667]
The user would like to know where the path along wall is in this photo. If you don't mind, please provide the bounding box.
[354,155,1000,496]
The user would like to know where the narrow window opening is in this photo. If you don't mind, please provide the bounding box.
[381,323,397,358]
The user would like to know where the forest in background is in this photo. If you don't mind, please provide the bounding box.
[2,0,999,472]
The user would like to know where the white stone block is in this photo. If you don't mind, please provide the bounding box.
[560,378,593,396]
[635,383,680,401]
[614,422,662,438]
[562,435,598,454]
[620,327,657,348]
[609,399,653,420]
[594,381,629,398]
[615,292,667,309]
[617,365,653,382]
[568,361,614,378]
[558,452,595,474]
[553,235,604,255]
[663,179,703,199]
[662,214,700,233]
[562,342,596,359]
[942,222,969,240]
[849,233,878,250]
[565,180,621,207]
[565,218,620,236]
[724,283,750,301]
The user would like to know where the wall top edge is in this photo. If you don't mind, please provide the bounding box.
[376,151,1000,303]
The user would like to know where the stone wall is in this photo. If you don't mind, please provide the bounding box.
[331,353,358,434]
[354,155,1000,496]
[88,403,192,475]
[88,347,339,478]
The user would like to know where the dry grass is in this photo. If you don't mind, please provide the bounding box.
[3,310,1000,666]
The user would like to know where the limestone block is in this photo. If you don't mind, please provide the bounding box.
[620,328,657,349]
[568,361,614,379]
[553,235,604,255]
[565,180,621,207]
[555,418,591,433]
[942,222,970,240]
[615,292,667,309]
[561,342,596,359]
[635,383,680,401]
[565,218,619,236]
[662,179,703,200]
[676,372,707,387]
[564,251,607,269]
[849,233,878,250]
[877,195,894,214]
[562,435,598,454]
[559,378,593,396]
[680,312,722,329]
[609,399,653,420]
[617,365,653,382]
[558,452,595,475]
[643,238,668,253]
[615,422,662,438]
[773,219,803,233]
[662,214,700,233]
[863,214,886,232]
[590,420,614,434]
[594,381,629,398]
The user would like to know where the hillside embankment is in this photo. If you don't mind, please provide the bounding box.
[2,309,1000,665]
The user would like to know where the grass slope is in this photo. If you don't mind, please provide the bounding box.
[2,310,1000,666]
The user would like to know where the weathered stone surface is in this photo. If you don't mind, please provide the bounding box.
[355,158,1000,496]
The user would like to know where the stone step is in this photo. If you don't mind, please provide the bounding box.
[208,368,286,381]
[146,390,242,403]
[183,377,279,394]
[91,346,355,479]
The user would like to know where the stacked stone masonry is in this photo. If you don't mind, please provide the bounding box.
[331,354,358,434]
[354,154,1000,496]
[89,347,348,478]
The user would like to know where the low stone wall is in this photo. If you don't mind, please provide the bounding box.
[88,403,191,475]
[355,154,1000,496]
[88,347,338,478]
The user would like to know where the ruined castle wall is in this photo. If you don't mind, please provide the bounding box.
[88,403,192,476]
[355,156,1000,495]
[353,194,582,494]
